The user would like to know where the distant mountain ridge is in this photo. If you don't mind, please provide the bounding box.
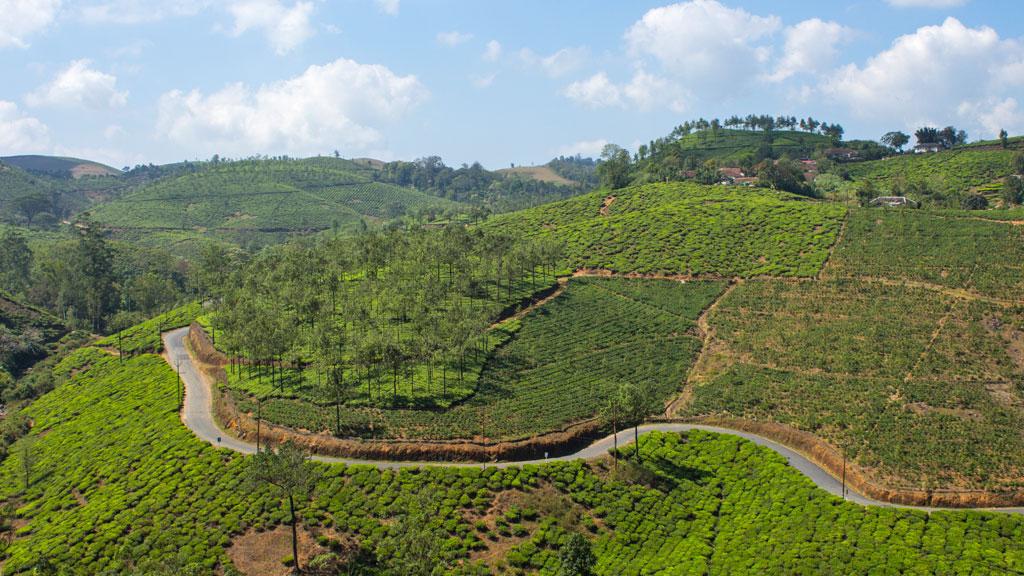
[1,155,121,179]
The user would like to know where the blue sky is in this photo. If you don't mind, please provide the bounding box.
[1,0,1022,169]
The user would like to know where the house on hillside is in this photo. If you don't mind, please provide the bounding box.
[717,167,746,184]
[914,143,944,154]
[825,148,859,161]
[734,176,759,187]
[869,196,919,208]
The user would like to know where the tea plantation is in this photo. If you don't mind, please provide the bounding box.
[827,209,1024,301]
[684,278,1024,490]
[845,148,1018,198]
[243,277,724,441]
[1,345,1022,574]
[481,183,846,277]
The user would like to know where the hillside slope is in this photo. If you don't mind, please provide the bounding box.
[0,155,120,178]
[482,182,846,277]
[669,128,833,164]
[0,293,67,380]
[89,158,465,236]
[845,147,1019,199]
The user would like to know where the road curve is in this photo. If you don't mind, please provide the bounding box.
[162,326,1024,515]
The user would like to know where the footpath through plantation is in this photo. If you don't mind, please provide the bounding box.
[2,345,1024,574]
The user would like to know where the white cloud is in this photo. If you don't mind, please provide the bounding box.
[0,0,61,49]
[520,46,588,78]
[156,58,428,157]
[227,0,314,55]
[375,0,399,16]
[886,0,968,7]
[562,72,622,109]
[562,70,685,112]
[0,101,50,153]
[27,59,128,109]
[554,138,608,158]
[472,73,496,89]
[483,40,502,62]
[822,17,1024,138]
[79,0,209,24]
[624,0,780,95]
[437,31,473,47]
[766,18,853,83]
[957,98,1024,138]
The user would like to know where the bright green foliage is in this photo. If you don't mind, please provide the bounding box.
[828,208,1024,300]
[483,183,846,277]
[3,349,1022,574]
[668,128,832,164]
[687,278,1024,489]
[211,227,561,413]
[243,277,724,440]
[845,148,1018,201]
[89,157,463,236]
[95,302,202,354]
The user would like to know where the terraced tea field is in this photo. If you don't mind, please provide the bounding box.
[826,209,1024,301]
[683,278,1024,490]
[482,183,846,277]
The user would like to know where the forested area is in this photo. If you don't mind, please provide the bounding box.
[206,227,563,414]
[375,156,595,213]
[0,223,192,334]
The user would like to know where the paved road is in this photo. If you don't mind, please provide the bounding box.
[163,326,1024,515]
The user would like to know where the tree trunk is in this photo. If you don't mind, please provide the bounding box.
[634,425,640,464]
[289,493,300,573]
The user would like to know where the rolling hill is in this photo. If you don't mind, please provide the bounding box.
[668,128,834,164]
[87,157,466,244]
[0,155,121,179]
[482,182,846,277]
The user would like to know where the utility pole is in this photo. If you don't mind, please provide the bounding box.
[842,456,847,500]
[176,361,182,412]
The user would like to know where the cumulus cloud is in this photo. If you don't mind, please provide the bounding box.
[624,0,779,95]
[156,58,427,157]
[483,40,502,62]
[0,101,50,153]
[822,17,1024,137]
[554,138,608,158]
[0,0,61,49]
[886,0,968,7]
[375,0,399,16]
[227,0,314,55]
[437,31,473,46]
[562,70,685,112]
[765,18,853,83]
[520,46,588,78]
[78,0,209,24]
[27,59,128,109]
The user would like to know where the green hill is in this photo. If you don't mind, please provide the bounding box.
[845,147,1020,202]
[88,157,466,243]
[668,128,833,164]
[482,182,846,277]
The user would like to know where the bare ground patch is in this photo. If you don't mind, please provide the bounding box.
[228,525,353,576]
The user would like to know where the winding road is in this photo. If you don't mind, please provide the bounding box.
[163,326,1024,515]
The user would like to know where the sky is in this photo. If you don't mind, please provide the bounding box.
[1,0,1023,170]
